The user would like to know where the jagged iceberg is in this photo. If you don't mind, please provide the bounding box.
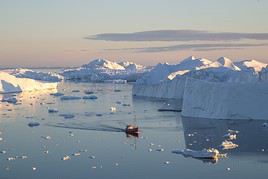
[62,58,150,82]
[0,72,58,93]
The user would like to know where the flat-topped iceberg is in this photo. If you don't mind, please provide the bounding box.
[182,78,268,120]
[10,68,63,82]
[62,58,149,82]
[0,72,58,94]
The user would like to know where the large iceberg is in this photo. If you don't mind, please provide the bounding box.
[0,72,58,93]
[62,58,149,82]
[10,68,63,82]
[182,78,268,120]
[133,56,264,101]
[132,57,262,100]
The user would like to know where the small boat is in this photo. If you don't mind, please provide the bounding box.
[125,125,139,135]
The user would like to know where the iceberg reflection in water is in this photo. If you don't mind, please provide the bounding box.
[181,117,268,156]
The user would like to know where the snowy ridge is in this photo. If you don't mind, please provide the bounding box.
[11,68,63,82]
[62,58,149,82]
[0,72,58,93]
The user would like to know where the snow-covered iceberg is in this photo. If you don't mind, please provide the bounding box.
[133,56,264,101]
[10,68,63,82]
[62,58,149,82]
[0,72,58,93]
[182,78,268,120]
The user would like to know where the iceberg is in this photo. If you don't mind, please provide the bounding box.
[10,68,63,82]
[0,72,58,94]
[133,56,262,101]
[62,58,149,82]
[182,78,268,120]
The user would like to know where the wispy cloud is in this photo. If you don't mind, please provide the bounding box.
[105,43,268,52]
[86,30,268,42]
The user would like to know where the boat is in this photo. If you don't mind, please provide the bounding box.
[125,125,139,135]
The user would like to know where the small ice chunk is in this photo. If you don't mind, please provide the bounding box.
[59,114,75,119]
[62,155,71,161]
[223,133,237,140]
[32,167,37,171]
[1,150,7,154]
[42,136,51,140]
[72,152,81,156]
[2,97,17,104]
[84,90,94,95]
[110,107,117,113]
[89,155,96,159]
[262,123,268,127]
[122,103,131,107]
[48,108,58,113]
[28,122,40,127]
[19,155,28,159]
[72,90,80,93]
[164,161,170,165]
[220,140,239,150]
[69,131,74,137]
[156,148,164,152]
[148,148,153,152]
[50,92,64,97]
[83,95,98,100]
[7,157,16,161]
[0,137,3,141]
[60,96,81,100]
[179,148,220,159]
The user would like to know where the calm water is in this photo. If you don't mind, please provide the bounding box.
[1,82,268,179]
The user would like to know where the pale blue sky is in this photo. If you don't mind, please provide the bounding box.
[1,0,268,67]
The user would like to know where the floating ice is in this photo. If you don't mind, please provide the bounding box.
[220,140,239,150]
[59,114,75,119]
[177,148,222,160]
[60,96,81,100]
[110,106,117,113]
[82,95,98,100]
[48,108,59,113]
[50,92,64,97]
[1,97,17,104]
[28,122,40,127]
[62,155,71,161]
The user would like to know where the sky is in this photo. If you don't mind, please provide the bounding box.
[1,0,268,67]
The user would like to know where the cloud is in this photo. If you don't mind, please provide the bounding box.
[105,43,268,52]
[86,30,268,42]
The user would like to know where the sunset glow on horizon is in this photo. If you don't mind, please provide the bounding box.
[1,0,268,67]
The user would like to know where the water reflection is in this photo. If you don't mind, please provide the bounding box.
[181,117,268,154]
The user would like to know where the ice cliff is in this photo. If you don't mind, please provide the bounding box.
[182,78,268,120]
